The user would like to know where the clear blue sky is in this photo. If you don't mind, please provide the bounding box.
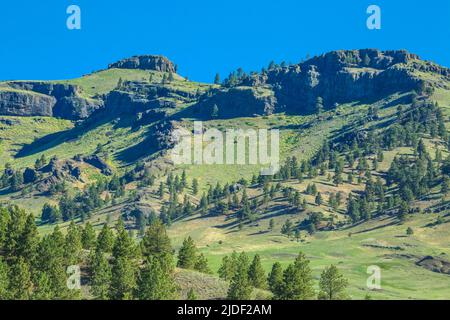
[0,0,449,83]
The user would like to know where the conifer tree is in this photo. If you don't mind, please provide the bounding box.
[267,262,283,297]
[97,224,114,253]
[89,248,112,300]
[279,252,315,300]
[194,253,211,274]
[31,271,53,300]
[140,219,173,267]
[192,178,199,195]
[81,222,96,250]
[8,257,32,300]
[318,265,349,300]
[177,236,197,269]
[64,221,83,266]
[136,255,177,300]
[248,254,266,289]
[227,252,252,300]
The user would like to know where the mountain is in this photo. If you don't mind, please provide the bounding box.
[0,49,449,300]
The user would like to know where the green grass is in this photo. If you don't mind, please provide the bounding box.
[168,210,450,300]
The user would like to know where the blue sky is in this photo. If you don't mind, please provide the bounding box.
[0,0,449,83]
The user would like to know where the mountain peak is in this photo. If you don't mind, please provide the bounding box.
[108,55,176,73]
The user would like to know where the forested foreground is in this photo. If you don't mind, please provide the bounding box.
[0,205,349,300]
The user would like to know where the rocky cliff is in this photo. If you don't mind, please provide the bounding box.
[200,49,448,117]
[108,55,176,73]
[1,82,102,120]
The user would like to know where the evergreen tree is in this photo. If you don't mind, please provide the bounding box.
[31,271,53,300]
[177,236,197,269]
[64,221,82,266]
[192,178,199,195]
[214,73,221,85]
[89,248,112,300]
[194,253,211,274]
[136,255,177,300]
[81,222,96,250]
[97,224,114,253]
[218,252,238,281]
[227,252,252,300]
[109,220,138,300]
[140,219,173,267]
[248,254,266,289]
[278,252,315,300]
[8,257,32,300]
[267,262,283,297]
[318,265,349,300]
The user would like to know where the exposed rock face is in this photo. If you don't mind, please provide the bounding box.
[104,81,194,115]
[0,90,55,116]
[82,155,113,176]
[1,82,102,119]
[108,55,176,73]
[192,87,276,118]
[217,49,448,115]
[259,49,425,113]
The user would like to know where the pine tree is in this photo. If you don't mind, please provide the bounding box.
[177,236,197,269]
[109,220,138,300]
[192,178,199,195]
[279,252,315,300]
[214,73,221,85]
[97,224,114,253]
[89,248,112,300]
[318,265,349,300]
[31,271,53,300]
[194,253,211,274]
[81,222,96,250]
[267,262,283,297]
[109,256,137,300]
[8,257,32,300]
[35,227,68,298]
[248,254,266,289]
[315,192,323,206]
[140,219,173,268]
[64,221,82,265]
[136,255,177,300]
[227,252,252,300]
[158,182,164,199]
[218,251,238,281]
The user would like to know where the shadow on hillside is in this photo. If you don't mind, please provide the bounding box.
[15,110,115,158]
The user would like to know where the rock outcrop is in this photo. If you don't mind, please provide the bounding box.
[1,82,102,120]
[210,49,449,116]
[192,87,276,119]
[0,90,55,116]
[108,55,176,73]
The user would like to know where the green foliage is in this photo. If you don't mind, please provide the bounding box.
[227,252,252,300]
[136,256,177,300]
[318,265,349,300]
[248,254,266,289]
